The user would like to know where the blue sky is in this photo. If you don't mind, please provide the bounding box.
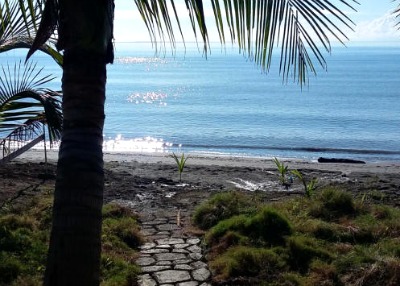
[114,0,400,45]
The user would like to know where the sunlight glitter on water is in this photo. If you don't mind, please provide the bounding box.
[115,57,167,65]
[127,91,168,105]
[102,135,174,153]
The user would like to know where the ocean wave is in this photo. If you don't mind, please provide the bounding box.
[180,143,400,156]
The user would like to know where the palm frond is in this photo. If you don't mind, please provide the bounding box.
[135,0,358,86]
[212,0,359,85]
[134,0,209,53]
[0,61,62,144]
[1,0,62,66]
[394,0,400,29]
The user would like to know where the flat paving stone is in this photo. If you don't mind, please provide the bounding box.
[156,244,172,249]
[156,260,172,266]
[138,274,157,286]
[157,224,181,231]
[173,249,189,253]
[141,265,171,273]
[173,258,192,265]
[136,257,156,266]
[140,243,156,250]
[192,268,211,282]
[174,243,190,249]
[156,238,185,245]
[150,234,170,240]
[142,248,169,254]
[187,245,202,253]
[154,270,191,284]
[177,282,199,286]
[155,253,187,261]
[156,231,170,235]
[143,220,166,225]
[188,253,203,260]
[191,261,208,269]
[174,264,194,270]
[187,238,201,245]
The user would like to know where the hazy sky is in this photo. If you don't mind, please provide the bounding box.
[114,0,400,45]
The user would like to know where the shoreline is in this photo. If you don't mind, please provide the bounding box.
[2,148,400,208]
[13,149,400,175]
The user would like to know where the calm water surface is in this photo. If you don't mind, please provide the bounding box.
[2,43,400,162]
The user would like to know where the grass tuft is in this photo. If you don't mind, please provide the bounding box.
[210,246,287,282]
[310,188,355,220]
[193,191,258,230]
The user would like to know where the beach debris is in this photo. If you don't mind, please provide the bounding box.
[227,178,272,191]
[177,209,181,226]
[164,192,176,198]
[318,157,366,164]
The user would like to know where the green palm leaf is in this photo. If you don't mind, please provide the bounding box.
[0,61,62,145]
[134,0,358,86]
[1,0,62,66]
[394,0,400,29]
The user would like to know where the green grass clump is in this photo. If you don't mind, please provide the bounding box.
[100,255,140,286]
[287,235,333,273]
[196,188,400,285]
[205,207,291,247]
[193,191,258,230]
[210,246,287,282]
[102,203,144,250]
[0,195,143,285]
[309,188,355,220]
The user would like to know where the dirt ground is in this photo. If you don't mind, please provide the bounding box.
[1,158,400,214]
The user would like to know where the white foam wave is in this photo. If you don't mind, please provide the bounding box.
[103,135,173,153]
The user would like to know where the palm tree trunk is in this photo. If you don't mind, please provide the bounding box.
[43,0,114,284]
[44,51,106,286]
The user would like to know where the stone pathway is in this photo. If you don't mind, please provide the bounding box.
[136,208,212,286]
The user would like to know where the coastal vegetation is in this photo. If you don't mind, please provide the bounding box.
[193,189,400,285]
[0,191,143,285]
[0,0,62,156]
[273,157,318,197]
[171,152,189,182]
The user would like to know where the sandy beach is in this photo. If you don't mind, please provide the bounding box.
[2,149,400,211]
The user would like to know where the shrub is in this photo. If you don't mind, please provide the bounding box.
[102,203,138,220]
[100,255,140,286]
[340,259,400,286]
[205,214,250,244]
[193,191,257,230]
[0,254,22,285]
[309,260,340,286]
[246,207,292,245]
[287,235,333,273]
[103,217,144,249]
[206,207,292,247]
[310,188,355,220]
[210,246,286,282]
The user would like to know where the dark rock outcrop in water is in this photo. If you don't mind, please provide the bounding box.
[318,157,366,164]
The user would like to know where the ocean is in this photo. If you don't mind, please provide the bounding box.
[2,43,400,162]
